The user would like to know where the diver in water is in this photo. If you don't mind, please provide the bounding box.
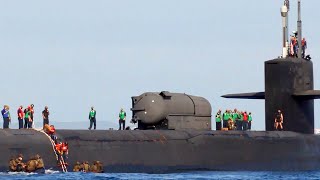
[73,161,81,172]
[25,156,37,173]
[25,154,45,173]
[90,161,99,173]
[96,161,104,173]
[80,161,90,172]
[34,154,45,173]
[9,154,25,172]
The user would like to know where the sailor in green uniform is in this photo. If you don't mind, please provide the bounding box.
[88,107,96,130]
[232,109,238,130]
[215,110,222,130]
[237,112,243,130]
[248,112,253,130]
[119,108,126,130]
[222,110,229,128]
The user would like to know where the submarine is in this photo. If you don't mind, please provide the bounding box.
[2,0,320,173]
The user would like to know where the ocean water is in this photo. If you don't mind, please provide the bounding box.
[0,171,319,180]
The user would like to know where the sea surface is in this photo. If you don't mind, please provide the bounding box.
[0,170,319,180]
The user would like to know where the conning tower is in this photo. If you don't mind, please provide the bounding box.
[222,0,320,134]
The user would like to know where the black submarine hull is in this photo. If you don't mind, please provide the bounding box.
[1,129,320,173]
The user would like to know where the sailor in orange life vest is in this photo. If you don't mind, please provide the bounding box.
[55,140,63,165]
[49,125,56,140]
[61,142,69,165]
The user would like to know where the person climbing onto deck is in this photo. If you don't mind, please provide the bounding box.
[88,107,96,130]
[44,124,56,140]
[1,105,11,129]
[55,140,63,165]
[118,108,126,130]
[61,142,69,166]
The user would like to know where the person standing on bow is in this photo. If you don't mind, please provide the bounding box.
[118,108,126,130]
[88,107,96,130]
[42,106,50,129]
[1,105,11,129]
[17,106,24,129]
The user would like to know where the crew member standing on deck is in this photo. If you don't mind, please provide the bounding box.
[17,106,24,129]
[215,110,222,130]
[1,105,11,129]
[274,110,284,130]
[88,107,96,130]
[248,112,253,130]
[237,111,243,131]
[118,108,126,130]
[24,106,32,129]
[302,37,307,58]
[242,111,248,131]
[42,106,50,129]
[30,104,35,128]
[222,110,229,128]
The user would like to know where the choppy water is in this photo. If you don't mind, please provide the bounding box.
[0,170,319,180]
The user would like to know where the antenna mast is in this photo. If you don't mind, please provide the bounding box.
[297,0,302,58]
[281,0,289,58]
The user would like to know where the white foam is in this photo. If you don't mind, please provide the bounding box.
[45,169,60,174]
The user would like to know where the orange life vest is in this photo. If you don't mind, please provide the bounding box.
[49,126,55,134]
[55,143,62,153]
[61,143,68,152]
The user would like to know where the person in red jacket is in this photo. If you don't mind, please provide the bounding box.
[55,140,63,165]
[242,111,249,131]
[61,142,69,165]
[17,106,24,129]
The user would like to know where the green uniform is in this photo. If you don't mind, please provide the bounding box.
[119,111,126,120]
[223,113,229,121]
[238,113,243,121]
[215,114,221,122]
[248,115,252,121]
[25,112,30,119]
[89,110,96,119]
[232,113,238,122]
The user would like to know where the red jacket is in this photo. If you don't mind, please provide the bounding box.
[17,108,24,119]
[61,143,68,153]
[243,113,248,121]
[55,143,62,153]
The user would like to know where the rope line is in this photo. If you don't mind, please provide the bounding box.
[36,129,68,172]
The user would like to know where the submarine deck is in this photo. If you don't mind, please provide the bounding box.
[1,129,320,172]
